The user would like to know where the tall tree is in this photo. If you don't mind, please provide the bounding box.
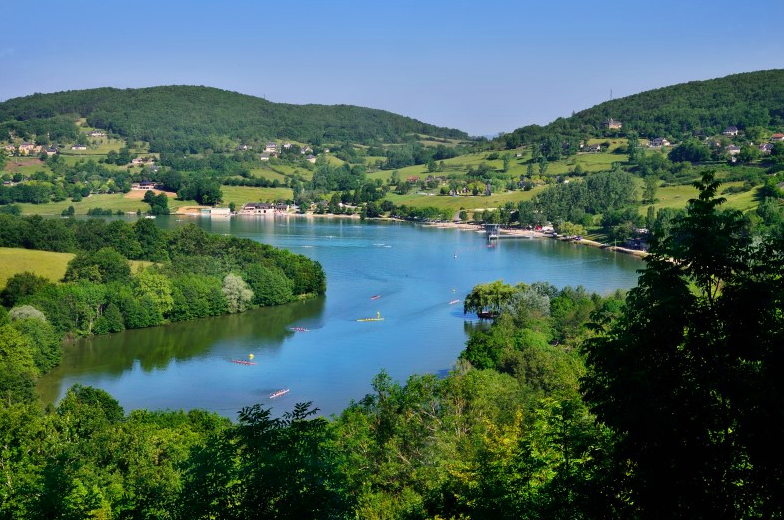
[582,172,784,518]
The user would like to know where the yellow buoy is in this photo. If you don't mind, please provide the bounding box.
[249,353,254,360]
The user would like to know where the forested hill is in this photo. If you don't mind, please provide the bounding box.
[501,69,784,147]
[0,86,469,152]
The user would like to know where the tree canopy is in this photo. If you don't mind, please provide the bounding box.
[0,86,469,153]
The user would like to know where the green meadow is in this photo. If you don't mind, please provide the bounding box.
[220,186,292,205]
[386,186,543,212]
[58,140,125,157]
[0,247,153,289]
[0,248,74,288]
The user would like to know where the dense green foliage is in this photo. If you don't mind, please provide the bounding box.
[582,172,784,517]
[500,69,784,147]
[533,169,638,224]
[0,86,468,153]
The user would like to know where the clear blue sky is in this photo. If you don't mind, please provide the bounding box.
[1,0,782,136]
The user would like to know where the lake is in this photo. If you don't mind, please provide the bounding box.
[37,217,643,418]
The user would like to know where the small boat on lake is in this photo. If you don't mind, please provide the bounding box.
[449,299,460,305]
[230,359,257,365]
[370,295,381,300]
[357,311,384,322]
[270,389,290,399]
[289,326,310,332]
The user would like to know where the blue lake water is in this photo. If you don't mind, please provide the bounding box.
[38,217,643,418]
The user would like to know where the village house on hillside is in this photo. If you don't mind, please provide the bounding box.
[723,125,739,136]
[236,144,251,151]
[770,133,784,142]
[265,142,278,153]
[582,143,602,153]
[649,137,671,148]
[131,156,155,167]
[19,143,42,155]
[602,118,622,130]
[306,154,316,163]
[260,152,271,161]
[89,130,107,138]
[760,143,774,155]
[3,144,16,154]
[726,144,741,155]
[70,144,87,151]
[131,181,163,190]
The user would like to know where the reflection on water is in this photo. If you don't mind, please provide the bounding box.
[38,298,325,405]
[38,217,642,417]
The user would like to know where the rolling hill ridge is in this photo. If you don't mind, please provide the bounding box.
[0,86,469,153]
[500,69,784,147]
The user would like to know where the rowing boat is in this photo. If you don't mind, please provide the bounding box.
[270,389,290,399]
[370,294,381,300]
[230,359,257,365]
[448,299,460,305]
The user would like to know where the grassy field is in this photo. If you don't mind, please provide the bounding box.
[247,167,289,183]
[3,157,52,177]
[262,162,316,181]
[637,179,763,218]
[0,248,74,288]
[386,186,543,212]
[58,140,125,157]
[324,155,346,167]
[220,186,292,205]
[0,247,153,289]
[720,182,763,212]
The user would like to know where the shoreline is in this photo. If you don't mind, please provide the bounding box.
[419,220,649,258]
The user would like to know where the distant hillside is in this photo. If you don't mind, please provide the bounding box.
[500,69,784,147]
[0,86,469,152]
